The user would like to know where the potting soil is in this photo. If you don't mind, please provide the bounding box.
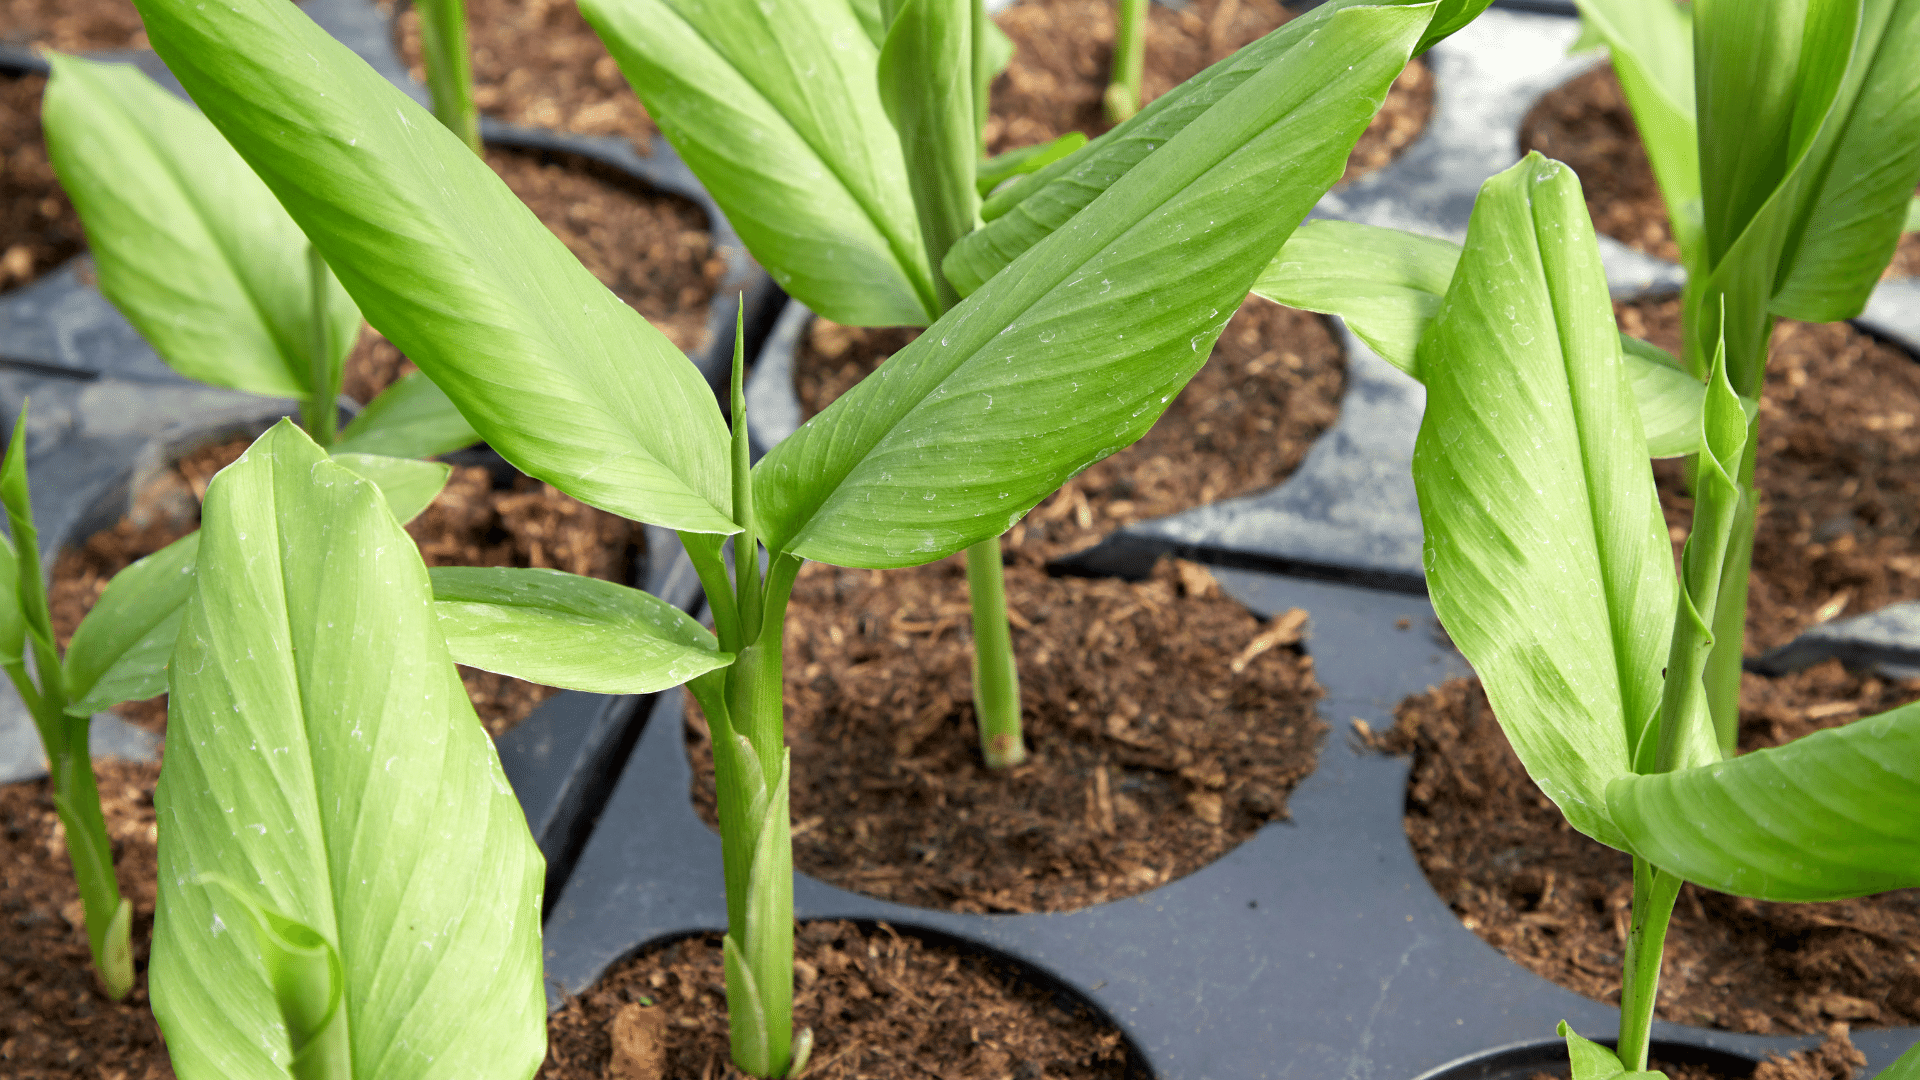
[0,74,81,294]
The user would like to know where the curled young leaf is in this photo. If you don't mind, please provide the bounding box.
[1558,1022,1666,1080]
[1411,154,1674,850]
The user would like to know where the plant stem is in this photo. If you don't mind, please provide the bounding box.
[966,538,1024,766]
[415,0,482,154]
[1104,0,1147,124]
[303,245,336,449]
[1700,430,1758,756]
[1616,857,1682,1072]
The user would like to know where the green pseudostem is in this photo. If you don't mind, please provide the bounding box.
[416,0,482,154]
[303,244,338,448]
[880,0,1027,769]
[1105,0,1147,123]
[680,310,812,1079]
[0,407,133,1000]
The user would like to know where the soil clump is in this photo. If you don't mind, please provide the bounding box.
[0,0,144,51]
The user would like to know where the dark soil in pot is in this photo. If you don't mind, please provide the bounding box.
[393,0,657,151]
[1617,296,1920,654]
[1510,1028,1863,1080]
[1520,65,1920,278]
[1379,662,1920,1036]
[540,920,1138,1079]
[0,0,144,51]
[2,759,173,1080]
[988,0,1434,184]
[0,73,81,295]
[794,297,1346,564]
[688,558,1327,914]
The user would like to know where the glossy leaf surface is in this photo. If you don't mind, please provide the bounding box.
[757,0,1436,568]
[63,532,199,717]
[582,0,935,326]
[430,566,731,694]
[329,453,451,525]
[1255,219,1716,458]
[150,421,543,1080]
[1610,700,1920,901]
[334,373,481,460]
[135,0,736,534]
[42,54,360,399]
[1411,155,1674,849]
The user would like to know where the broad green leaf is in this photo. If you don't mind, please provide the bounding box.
[41,54,360,400]
[1885,1040,1920,1080]
[150,420,543,1080]
[1559,1023,1665,1080]
[977,132,1088,198]
[847,0,888,48]
[330,453,450,526]
[1414,0,1495,55]
[973,2,1013,142]
[63,532,199,717]
[1411,155,1674,850]
[1254,220,1718,458]
[333,373,481,460]
[1770,0,1920,322]
[429,566,731,694]
[948,0,1430,296]
[135,0,736,535]
[878,0,980,313]
[1571,0,1699,265]
[755,0,1438,569]
[582,0,936,326]
[1610,700,1920,902]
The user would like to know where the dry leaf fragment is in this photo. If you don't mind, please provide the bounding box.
[608,1002,668,1080]
[1232,608,1308,672]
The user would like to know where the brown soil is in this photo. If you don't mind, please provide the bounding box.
[1617,297,1920,653]
[540,920,1134,1080]
[989,0,1433,186]
[0,0,144,51]
[484,146,721,356]
[1522,65,1920,277]
[0,74,82,295]
[794,296,1346,564]
[690,558,1327,914]
[1,759,173,1080]
[395,0,657,151]
[1384,662,1920,1035]
[47,429,645,739]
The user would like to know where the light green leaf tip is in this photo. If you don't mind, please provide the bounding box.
[1558,1022,1666,1080]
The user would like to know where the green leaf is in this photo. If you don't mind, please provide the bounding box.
[1254,220,1721,458]
[62,532,200,717]
[1571,0,1699,264]
[1559,1023,1666,1080]
[135,0,736,536]
[1,411,57,673]
[1411,154,1675,850]
[756,0,1438,568]
[948,0,1429,296]
[1769,0,1920,322]
[150,420,543,1080]
[846,0,888,48]
[329,453,450,526]
[1609,700,1920,902]
[581,0,936,326]
[429,566,731,694]
[878,0,980,312]
[1414,0,1495,55]
[0,531,22,667]
[973,2,1013,142]
[1883,1039,1920,1080]
[41,54,360,400]
[333,373,481,460]
[1907,194,1920,231]
[977,132,1088,198]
